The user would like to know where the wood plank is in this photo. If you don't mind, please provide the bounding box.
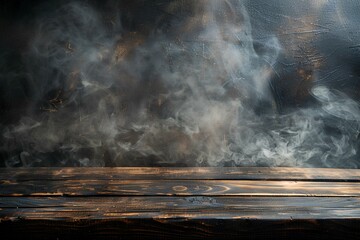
[2,197,360,220]
[1,167,360,239]
[0,167,360,181]
[1,179,360,197]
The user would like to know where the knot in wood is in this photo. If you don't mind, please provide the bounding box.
[172,185,188,192]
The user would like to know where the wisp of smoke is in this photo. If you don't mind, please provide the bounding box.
[1,0,359,167]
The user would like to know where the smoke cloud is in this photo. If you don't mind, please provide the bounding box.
[1,0,359,167]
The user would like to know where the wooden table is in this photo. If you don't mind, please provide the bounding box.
[1,167,360,239]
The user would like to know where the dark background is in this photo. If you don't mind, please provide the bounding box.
[1,0,359,167]
[1,0,360,120]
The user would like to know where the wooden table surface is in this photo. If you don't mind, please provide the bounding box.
[1,167,360,239]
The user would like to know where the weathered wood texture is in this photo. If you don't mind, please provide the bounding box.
[1,167,359,181]
[1,167,360,240]
[2,179,360,197]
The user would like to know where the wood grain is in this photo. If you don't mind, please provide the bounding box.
[1,167,360,239]
[1,196,360,220]
[0,167,359,181]
[1,179,360,197]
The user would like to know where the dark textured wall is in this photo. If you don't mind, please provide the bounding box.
[0,1,359,167]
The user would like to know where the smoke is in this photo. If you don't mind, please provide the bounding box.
[1,0,359,167]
